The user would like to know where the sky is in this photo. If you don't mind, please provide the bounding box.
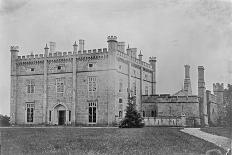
[0,0,232,115]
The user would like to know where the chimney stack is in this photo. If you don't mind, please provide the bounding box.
[73,41,78,52]
[198,66,208,127]
[79,39,85,52]
[138,51,143,60]
[183,65,192,95]
[49,42,56,53]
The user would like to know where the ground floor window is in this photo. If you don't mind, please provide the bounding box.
[69,110,71,122]
[89,102,97,123]
[49,110,51,122]
[26,103,34,123]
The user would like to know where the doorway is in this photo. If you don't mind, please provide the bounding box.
[58,110,65,125]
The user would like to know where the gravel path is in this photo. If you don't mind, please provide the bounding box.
[181,128,231,152]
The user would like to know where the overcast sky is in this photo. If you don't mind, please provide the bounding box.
[0,0,232,115]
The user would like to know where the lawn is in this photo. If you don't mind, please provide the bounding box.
[201,127,232,139]
[0,127,225,155]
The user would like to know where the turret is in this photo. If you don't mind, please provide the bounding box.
[107,36,117,52]
[73,41,78,52]
[213,83,224,121]
[183,65,192,95]
[138,51,143,61]
[44,44,49,56]
[149,57,157,95]
[117,42,125,53]
[198,66,208,126]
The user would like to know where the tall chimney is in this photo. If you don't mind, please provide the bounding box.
[79,39,85,52]
[49,42,56,53]
[138,51,143,61]
[198,66,208,127]
[183,65,192,95]
[73,41,78,52]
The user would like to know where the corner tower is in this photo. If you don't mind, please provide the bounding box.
[107,36,118,52]
[10,46,19,124]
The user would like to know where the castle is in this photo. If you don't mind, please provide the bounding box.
[10,36,224,126]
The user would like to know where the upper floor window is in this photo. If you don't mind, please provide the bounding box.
[145,86,148,95]
[119,65,122,70]
[88,76,97,92]
[57,66,62,70]
[119,98,123,103]
[27,79,35,94]
[30,68,34,72]
[56,78,65,96]
[119,80,123,92]
[144,74,148,80]
[88,63,94,68]
[133,82,136,96]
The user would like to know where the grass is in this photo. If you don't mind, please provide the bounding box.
[201,127,232,139]
[0,127,225,155]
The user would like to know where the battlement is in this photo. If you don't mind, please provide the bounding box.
[10,46,19,51]
[107,36,117,42]
[149,57,157,62]
[16,48,108,61]
[117,50,152,69]
[213,83,224,92]
[142,94,199,103]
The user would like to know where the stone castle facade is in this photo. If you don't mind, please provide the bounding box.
[10,36,156,125]
[10,36,224,126]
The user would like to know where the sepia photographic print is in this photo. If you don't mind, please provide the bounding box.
[0,0,231,154]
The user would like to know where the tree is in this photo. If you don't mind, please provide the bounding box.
[0,114,10,126]
[119,95,144,128]
[223,84,232,127]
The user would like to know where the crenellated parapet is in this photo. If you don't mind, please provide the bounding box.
[16,48,109,65]
[213,83,224,92]
[142,94,199,103]
[117,50,152,70]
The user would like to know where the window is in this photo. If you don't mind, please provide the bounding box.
[56,78,65,97]
[119,111,122,118]
[89,102,97,123]
[27,80,35,93]
[119,81,123,92]
[57,66,62,70]
[119,98,122,103]
[133,82,136,96]
[133,70,136,75]
[119,65,122,70]
[31,68,34,71]
[69,110,71,122]
[88,76,97,92]
[88,63,93,68]
[151,111,154,117]
[144,74,148,80]
[26,103,34,123]
[143,111,145,117]
[49,110,51,122]
[145,86,148,95]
